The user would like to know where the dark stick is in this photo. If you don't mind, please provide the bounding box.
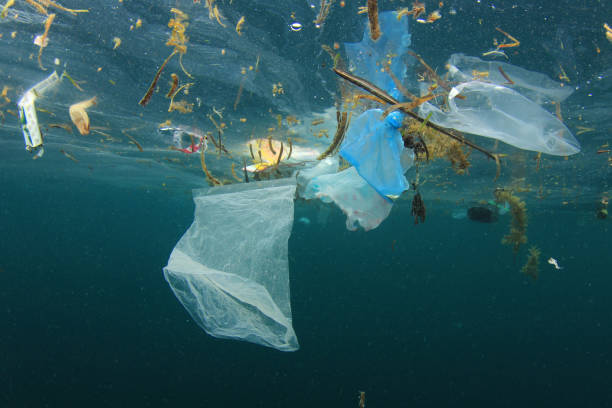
[332,68,498,161]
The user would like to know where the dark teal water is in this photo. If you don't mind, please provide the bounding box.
[2,165,611,407]
[2,0,612,406]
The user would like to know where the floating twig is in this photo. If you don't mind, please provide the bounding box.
[333,68,497,161]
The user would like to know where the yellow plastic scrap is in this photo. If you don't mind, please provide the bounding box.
[69,96,97,135]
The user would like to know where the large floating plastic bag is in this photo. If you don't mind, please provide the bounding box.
[164,179,299,351]
[344,11,412,99]
[302,166,393,231]
[446,54,573,104]
[340,110,413,197]
[419,81,580,156]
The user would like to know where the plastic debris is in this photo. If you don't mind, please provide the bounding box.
[340,109,414,198]
[69,96,97,135]
[419,80,580,156]
[301,164,393,231]
[164,179,299,351]
[447,54,574,104]
[17,70,62,158]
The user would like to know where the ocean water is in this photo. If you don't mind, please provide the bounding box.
[1,0,611,407]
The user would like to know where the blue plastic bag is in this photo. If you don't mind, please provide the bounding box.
[340,110,413,198]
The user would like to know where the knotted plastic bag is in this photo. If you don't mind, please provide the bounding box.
[164,179,299,351]
[419,81,580,156]
[340,110,414,198]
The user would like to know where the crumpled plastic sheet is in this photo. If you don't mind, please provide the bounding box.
[419,80,581,156]
[344,11,412,100]
[299,159,393,231]
[446,53,574,104]
[340,109,414,198]
[164,179,299,351]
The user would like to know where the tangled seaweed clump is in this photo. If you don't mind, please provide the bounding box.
[521,246,541,280]
[403,118,471,174]
[495,188,527,254]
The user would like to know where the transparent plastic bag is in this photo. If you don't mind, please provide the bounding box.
[164,179,299,351]
[295,156,339,198]
[301,166,393,231]
[344,11,412,100]
[447,53,573,104]
[419,81,580,156]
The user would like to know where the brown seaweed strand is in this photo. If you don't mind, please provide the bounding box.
[275,141,284,166]
[248,143,255,159]
[166,73,179,98]
[333,68,496,161]
[233,77,245,110]
[385,64,417,101]
[286,139,293,160]
[268,136,276,155]
[200,140,221,185]
[381,95,436,118]
[367,0,381,41]
[317,111,348,160]
[498,66,514,85]
[139,50,178,106]
[407,51,464,98]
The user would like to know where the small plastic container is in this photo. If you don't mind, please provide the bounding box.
[17,71,61,158]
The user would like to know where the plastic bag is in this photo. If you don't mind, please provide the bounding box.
[301,166,393,231]
[419,81,580,156]
[340,109,414,198]
[164,179,299,351]
[446,53,573,104]
[295,156,339,198]
[344,11,412,100]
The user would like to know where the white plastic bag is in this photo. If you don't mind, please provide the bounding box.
[164,179,299,351]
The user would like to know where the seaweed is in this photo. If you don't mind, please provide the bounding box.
[166,73,179,98]
[367,0,381,41]
[317,111,348,160]
[495,188,528,254]
[69,96,97,135]
[313,0,333,28]
[200,140,221,186]
[521,246,541,281]
[37,13,55,70]
[139,50,178,106]
[411,190,426,224]
[403,118,471,174]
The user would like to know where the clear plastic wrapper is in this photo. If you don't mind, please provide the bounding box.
[419,81,581,156]
[447,53,574,104]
